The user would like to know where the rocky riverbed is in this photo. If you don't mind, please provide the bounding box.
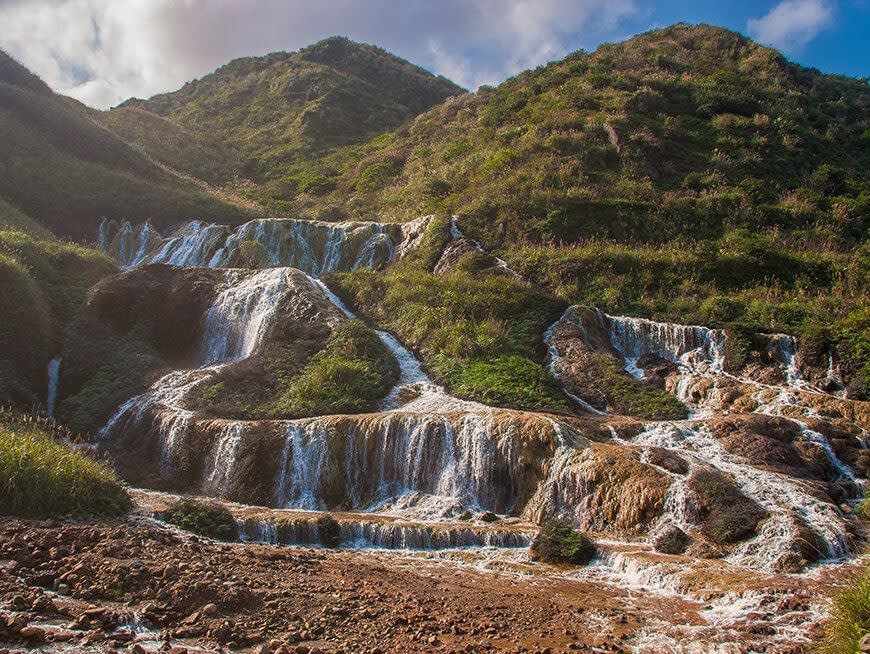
[0,510,860,654]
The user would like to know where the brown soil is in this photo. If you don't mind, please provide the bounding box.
[0,514,852,654]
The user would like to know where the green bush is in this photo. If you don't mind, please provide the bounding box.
[819,567,870,654]
[165,499,238,541]
[355,162,398,192]
[0,413,130,517]
[530,520,598,565]
[271,319,398,416]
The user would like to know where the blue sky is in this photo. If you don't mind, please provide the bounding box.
[0,0,866,109]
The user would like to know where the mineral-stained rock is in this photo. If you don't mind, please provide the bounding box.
[654,527,691,555]
[687,468,767,545]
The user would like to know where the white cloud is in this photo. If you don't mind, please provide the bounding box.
[747,0,834,52]
[0,0,637,109]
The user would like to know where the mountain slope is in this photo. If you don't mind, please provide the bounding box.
[303,24,868,238]
[303,24,867,395]
[0,51,257,240]
[111,37,464,184]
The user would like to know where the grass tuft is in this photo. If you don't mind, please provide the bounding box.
[0,411,130,517]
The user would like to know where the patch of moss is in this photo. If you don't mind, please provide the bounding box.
[585,352,688,420]
[689,469,767,545]
[199,319,398,419]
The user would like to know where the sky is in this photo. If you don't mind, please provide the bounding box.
[0,0,867,110]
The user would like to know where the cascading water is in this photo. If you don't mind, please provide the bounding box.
[605,314,726,378]
[615,421,853,571]
[202,422,246,496]
[200,268,293,364]
[235,515,532,550]
[97,217,419,275]
[45,357,61,418]
[272,412,538,519]
[98,268,303,472]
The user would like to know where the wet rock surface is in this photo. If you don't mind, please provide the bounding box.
[0,515,845,654]
[0,517,646,654]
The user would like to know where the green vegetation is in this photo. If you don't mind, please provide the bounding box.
[328,220,569,411]
[0,50,255,240]
[530,520,598,565]
[60,321,163,432]
[316,514,342,548]
[199,319,399,419]
[113,37,462,196]
[0,231,116,408]
[0,411,130,517]
[165,499,238,541]
[261,24,866,394]
[580,352,688,420]
[272,320,398,416]
[819,566,870,654]
[689,469,767,544]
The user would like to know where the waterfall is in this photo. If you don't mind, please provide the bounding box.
[45,357,61,418]
[200,268,293,364]
[203,423,246,496]
[274,423,330,510]
[97,217,409,275]
[150,221,229,266]
[621,421,853,570]
[98,268,302,471]
[606,315,725,378]
[235,515,532,550]
[272,412,544,519]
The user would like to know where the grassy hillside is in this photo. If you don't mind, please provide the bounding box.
[311,24,868,396]
[110,37,463,203]
[0,51,257,240]
[0,231,116,408]
[306,25,867,234]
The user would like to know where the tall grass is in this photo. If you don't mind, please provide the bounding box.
[820,567,870,654]
[0,411,130,517]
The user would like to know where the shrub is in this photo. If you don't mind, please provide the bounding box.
[355,162,398,192]
[530,520,598,565]
[0,413,130,517]
[316,514,342,548]
[271,320,399,417]
[819,566,870,654]
[165,499,238,541]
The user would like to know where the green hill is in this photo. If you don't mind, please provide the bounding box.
[0,51,257,240]
[111,37,464,194]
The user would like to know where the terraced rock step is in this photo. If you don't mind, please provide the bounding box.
[133,490,534,550]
